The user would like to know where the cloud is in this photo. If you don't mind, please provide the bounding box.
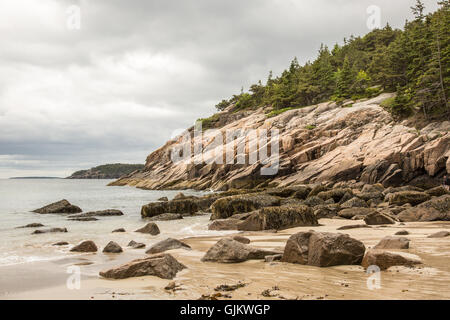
[0,0,440,178]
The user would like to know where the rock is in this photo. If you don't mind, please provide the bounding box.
[361,250,422,270]
[361,184,384,193]
[364,212,396,225]
[127,240,146,249]
[397,195,450,222]
[68,217,98,221]
[214,282,247,292]
[340,197,368,209]
[32,227,67,234]
[232,235,250,244]
[303,196,325,207]
[173,192,187,200]
[374,236,410,249]
[314,204,340,219]
[427,231,450,238]
[145,238,191,254]
[147,213,183,221]
[141,199,199,218]
[337,224,371,230]
[103,241,123,253]
[70,240,98,252]
[112,228,126,233]
[281,231,366,267]
[210,194,280,220]
[290,186,312,199]
[135,223,160,235]
[264,254,282,262]
[237,205,318,231]
[53,241,69,246]
[68,209,123,218]
[208,219,241,231]
[33,199,82,214]
[158,197,169,202]
[338,207,377,219]
[386,191,431,206]
[317,188,353,202]
[425,186,449,197]
[395,230,410,235]
[201,238,279,263]
[358,192,384,202]
[99,253,186,279]
[308,185,329,197]
[16,223,44,229]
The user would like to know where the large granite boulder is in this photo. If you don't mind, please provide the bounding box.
[135,223,160,235]
[397,195,450,222]
[33,200,82,214]
[281,231,366,267]
[386,191,431,206]
[99,253,186,279]
[210,194,280,220]
[70,240,98,252]
[145,238,191,254]
[364,212,396,225]
[237,205,318,231]
[373,236,410,249]
[201,238,279,263]
[361,249,422,270]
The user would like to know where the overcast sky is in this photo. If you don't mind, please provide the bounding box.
[0,0,439,178]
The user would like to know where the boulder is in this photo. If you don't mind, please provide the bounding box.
[32,227,67,235]
[237,205,318,231]
[158,197,169,202]
[358,192,384,202]
[135,223,160,235]
[70,240,98,252]
[338,207,377,219]
[145,238,191,254]
[340,197,368,209]
[112,228,126,233]
[397,195,450,222]
[303,196,325,207]
[361,184,384,193]
[210,194,280,220]
[127,240,146,249]
[141,199,199,218]
[395,230,410,235]
[232,235,250,244]
[281,231,366,267]
[147,213,183,221]
[427,231,450,238]
[314,204,340,219]
[364,212,396,225]
[317,188,353,202]
[208,219,241,231]
[68,209,123,218]
[16,223,44,229]
[386,191,431,206]
[425,186,449,197]
[374,236,410,249]
[173,192,187,200]
[103,241,123,253]
[361,250,422,270]
[53,241,69,246]
[201,238,279,263]
[308,185,329,197]
[99,253,186,279]
[33,199,82,214]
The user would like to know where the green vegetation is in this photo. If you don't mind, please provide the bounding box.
[197,113,221,129]
[216,1,449,120]
[67,163,144,179]
[266,106,302,118]
[305,124,317,130]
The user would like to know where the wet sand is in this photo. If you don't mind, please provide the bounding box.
[2,219,450,300]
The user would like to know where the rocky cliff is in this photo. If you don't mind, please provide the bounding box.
[68,163,144,179]
[110,94,450,191]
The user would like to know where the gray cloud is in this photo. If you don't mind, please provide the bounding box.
[0,0,439,178]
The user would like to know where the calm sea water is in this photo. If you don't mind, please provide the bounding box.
[0,179,225,266]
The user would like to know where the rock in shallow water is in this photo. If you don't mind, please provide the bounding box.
[33,199,82,214]
[127,240,146,249]
[32,227,67,235]
[70,240,98,252]
[201,238,279,263]
[361,250,422,270]
[16,223,44,229]
[427,231,450,238]
[135,223,160,235]
[99,253,186,279]
[281,231,366,267]
[103,241,123,253]
[145,238,191,254]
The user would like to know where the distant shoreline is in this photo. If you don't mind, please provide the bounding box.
[9,177,62,180]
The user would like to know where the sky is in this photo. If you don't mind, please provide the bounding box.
[0,0,440,178]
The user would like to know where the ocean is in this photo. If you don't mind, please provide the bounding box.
[0,179,226,267]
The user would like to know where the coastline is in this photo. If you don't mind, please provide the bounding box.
[3,218,449,300]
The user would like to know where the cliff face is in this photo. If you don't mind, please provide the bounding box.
[110,94,450,190]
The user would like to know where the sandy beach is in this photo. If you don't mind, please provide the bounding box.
[2,218,449,300]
